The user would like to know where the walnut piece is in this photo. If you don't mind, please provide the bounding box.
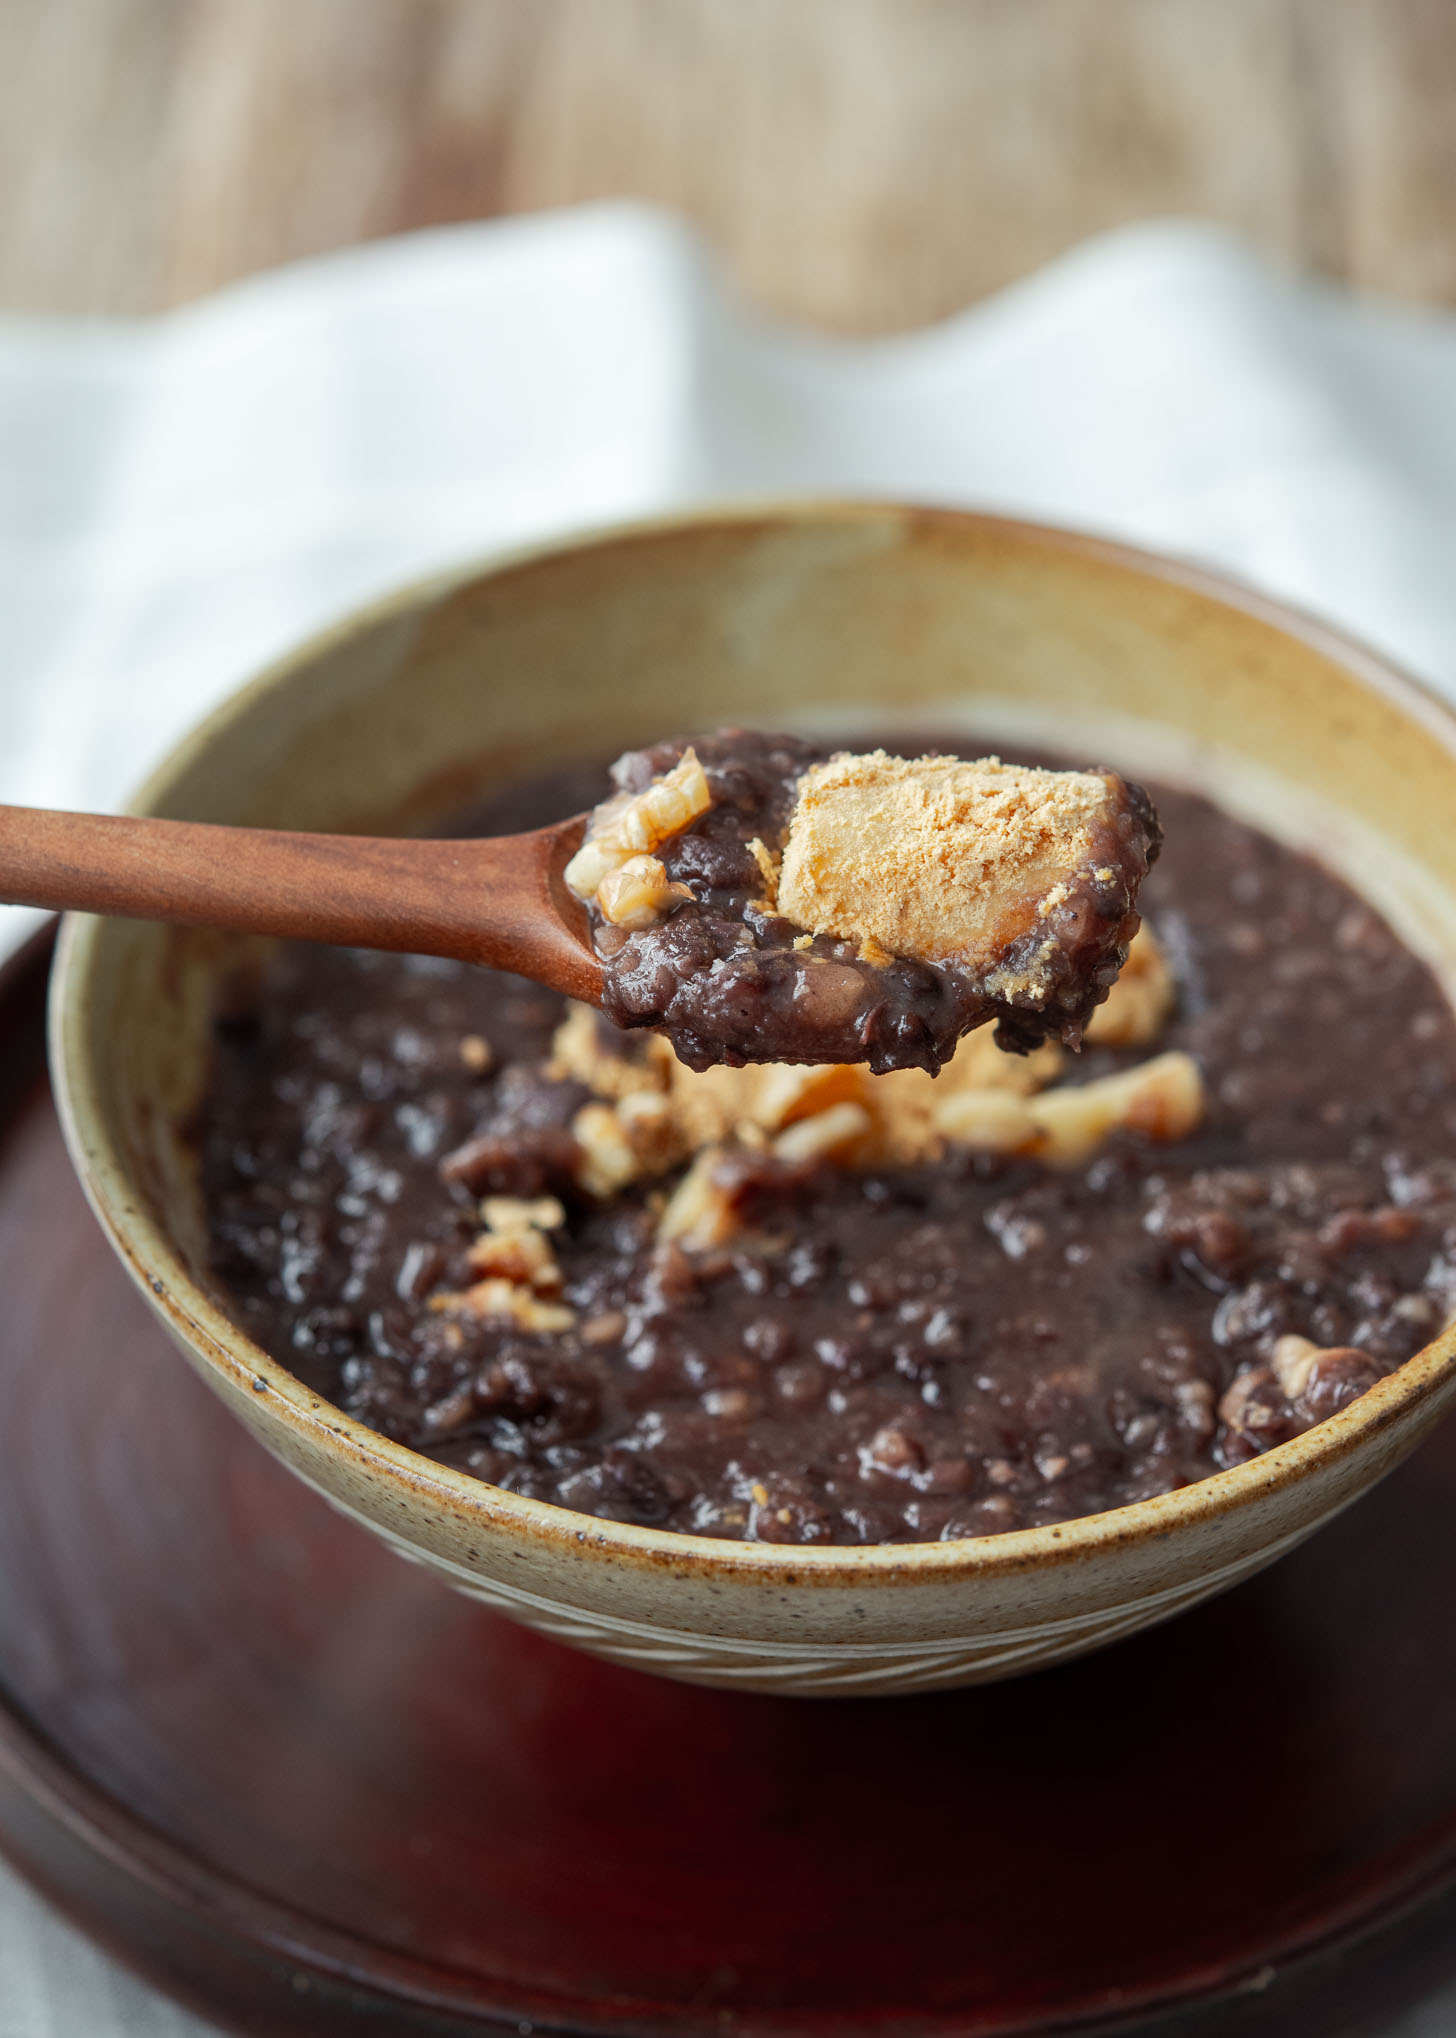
[657,1150,743,1250]
[770,1100,873,1165]
[449,1192,570,1305]
[1218,1367,1280,1432]
[570,1100,643,1199]
[459,1033,493,1073]
[595,854,695,930]
[1270,1333,1323,1400]
[428,1279,575,1333]
[564,747,712,905]
[1022,1051,1204,1169]
[932,1088,1044,1156]
[548,997,1202,1212]
[466,1227,560,1289]
[1085,926,1174,1046]
[480,1195,565,1233]
[927,1051,1204,1168]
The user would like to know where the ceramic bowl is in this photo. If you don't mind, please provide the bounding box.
[49,503,1456,1696]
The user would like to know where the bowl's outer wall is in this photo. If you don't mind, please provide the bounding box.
[51,505,1456,1694]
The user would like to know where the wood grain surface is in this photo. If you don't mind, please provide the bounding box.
[2,0,1455,332]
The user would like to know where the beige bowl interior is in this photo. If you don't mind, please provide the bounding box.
[50,504,1456,1695]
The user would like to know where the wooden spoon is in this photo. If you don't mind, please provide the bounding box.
[0,804,605,1003]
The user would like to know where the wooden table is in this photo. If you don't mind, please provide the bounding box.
[2,0,1455,331]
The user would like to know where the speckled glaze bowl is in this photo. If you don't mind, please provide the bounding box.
[50,504,1456,1696]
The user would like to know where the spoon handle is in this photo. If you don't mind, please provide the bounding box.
[0,804,604,1003]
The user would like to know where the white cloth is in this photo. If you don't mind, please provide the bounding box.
[4,204,1456,2031]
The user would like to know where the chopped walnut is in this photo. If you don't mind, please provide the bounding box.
[1084,926,1174,1047]
[1220,1333,1386,1459]
[480,1195,565,1233]
[753,1062,868,1131]
[462,1192,568,1293]
[571,1100,643,1199]
[932,1053,1204,1167]
[932,1088,1040,1155]
[548,996,1200,1199]
[1269,1334,1385,1417]
[549,1002,673,1100]
[428,1278,575,1333]
[1218,1366,1281,1432]
[466,1227,560,1289]
[594,854,695,930]
[614,1089,691,1174]
[459,1033,493,1073]
[1270,1333,1323,1400]
[657,1149,743,1250]
[564,747,712,903]
[771,1101,873,1165]
[1024,1052,1204,1169]
[546,1000,1064,1185]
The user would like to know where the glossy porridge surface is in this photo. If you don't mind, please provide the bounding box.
[200,752,1456,1545]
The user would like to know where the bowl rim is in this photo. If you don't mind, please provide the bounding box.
[48,497,1456,1591]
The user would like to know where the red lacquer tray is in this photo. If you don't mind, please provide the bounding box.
[1,928,1455,2037]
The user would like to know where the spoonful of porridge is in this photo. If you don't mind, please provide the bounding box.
[0,728,1158,1073]
[567,730,1160,1072]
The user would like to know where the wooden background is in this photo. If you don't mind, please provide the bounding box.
[1,0,1455,332]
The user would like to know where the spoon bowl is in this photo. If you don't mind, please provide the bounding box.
[48,503,1456,1695]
